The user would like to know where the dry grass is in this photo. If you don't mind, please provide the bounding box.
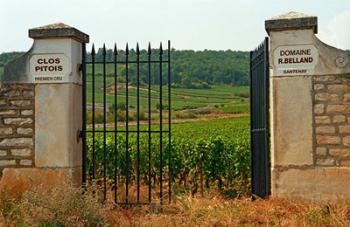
[0,183,107,226]
[1,185,350,226]
[106,195,350,226]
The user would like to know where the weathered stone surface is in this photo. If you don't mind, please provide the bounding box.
[316,126,335,134]
[315,93,339,102]
[19,160,32,166]
[316,135,341,145]
[0,100,6,105]
[317,158,335,166]
[0,138,33,147]
[327,84,349,92]
[4,90,21,97]
[16,128,33,135]
[35,84,82,167]
[333,115,346,123]
[0,110,17,115]
[22,90,34,97]
[21,110,33,116]
[0,168,82,195]
[29,23,89,43]
[340,160,350,166]
[4,118,33,126]
[272,77,313,165]
[272,167,350,201]
[316,147,327,156]
[10,100,31,107]
[0,160,16,166]
[0,128,13,135]
[0,150,7,156]
[339,125,350,134]
[327,104,348,113]
[314,104,324,114]
[265,11,318,34]
[315,116,331,124]
[11,148,31,157]
[343,136,350,146]
[344,94,350,101]
[329,148,350,158]
[314,84,325,91]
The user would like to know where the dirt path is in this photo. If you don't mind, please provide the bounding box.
[90,113,249,128]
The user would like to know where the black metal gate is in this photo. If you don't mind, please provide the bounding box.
[250,37,270,198]
[81,41,172,205]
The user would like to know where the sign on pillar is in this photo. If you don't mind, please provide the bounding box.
[30,54,70,82]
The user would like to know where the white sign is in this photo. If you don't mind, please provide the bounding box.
[274,45,318,75]
[30,54,70,83]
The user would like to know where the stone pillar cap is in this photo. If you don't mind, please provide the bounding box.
[29,23,89,43]
[265,11,318,34]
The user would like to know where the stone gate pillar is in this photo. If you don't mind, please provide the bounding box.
[0,23,89,193]
[266,12,350,201]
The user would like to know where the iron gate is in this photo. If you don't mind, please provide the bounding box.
[81,41,172,205]
[250,37,270,198]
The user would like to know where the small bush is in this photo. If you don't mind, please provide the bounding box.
[175,112,197,119]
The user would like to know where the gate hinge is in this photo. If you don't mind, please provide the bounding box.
[79,64,83,71]
[79,130,85,138]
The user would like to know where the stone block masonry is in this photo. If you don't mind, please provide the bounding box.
[0,84,34,171]
[314,75,350,166]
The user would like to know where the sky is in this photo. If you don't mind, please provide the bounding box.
[0,0,349,53]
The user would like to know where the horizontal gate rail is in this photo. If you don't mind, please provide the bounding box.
[81,41,172,205]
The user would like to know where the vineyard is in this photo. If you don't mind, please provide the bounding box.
[86,117,250,200]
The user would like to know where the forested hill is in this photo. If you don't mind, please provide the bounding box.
[0,50,249,87]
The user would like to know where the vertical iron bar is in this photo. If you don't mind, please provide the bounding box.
[103,44,107,201]
[159,43,163,204]
[147,43,152,203]
[114,44,118,203]
[136,43,141,203]
[167,40,172,203]
[125,43,129,204]
[81,43,87,188]
[264,37,271,196]
[92,45,96,180]
[249,50,254,199]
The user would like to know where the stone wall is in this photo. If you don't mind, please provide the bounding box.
[314,74,350,166]
[0,84,35,172]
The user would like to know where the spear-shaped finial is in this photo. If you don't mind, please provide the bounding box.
[125,43,129,55]
[91,44,95,55]
[147,42,152,55]
[114,43,117,56]
[136,43,140,55]
[159,42,163,55]
[102,43,106,56]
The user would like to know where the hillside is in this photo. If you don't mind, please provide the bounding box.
[0,49,249,87]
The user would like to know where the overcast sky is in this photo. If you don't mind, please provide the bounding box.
[0,0,349,53]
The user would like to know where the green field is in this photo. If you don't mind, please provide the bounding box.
[86,73,248,109]
[0,65,249,113]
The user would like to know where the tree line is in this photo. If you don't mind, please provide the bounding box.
[1,49,249,88]
[3,49,350,88]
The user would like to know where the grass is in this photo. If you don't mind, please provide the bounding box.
[2,184,350,226]
[107,196,350,226]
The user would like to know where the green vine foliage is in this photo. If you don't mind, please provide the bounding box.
[86,132,250,196]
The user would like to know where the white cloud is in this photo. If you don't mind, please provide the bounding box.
[319,11,350,50]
